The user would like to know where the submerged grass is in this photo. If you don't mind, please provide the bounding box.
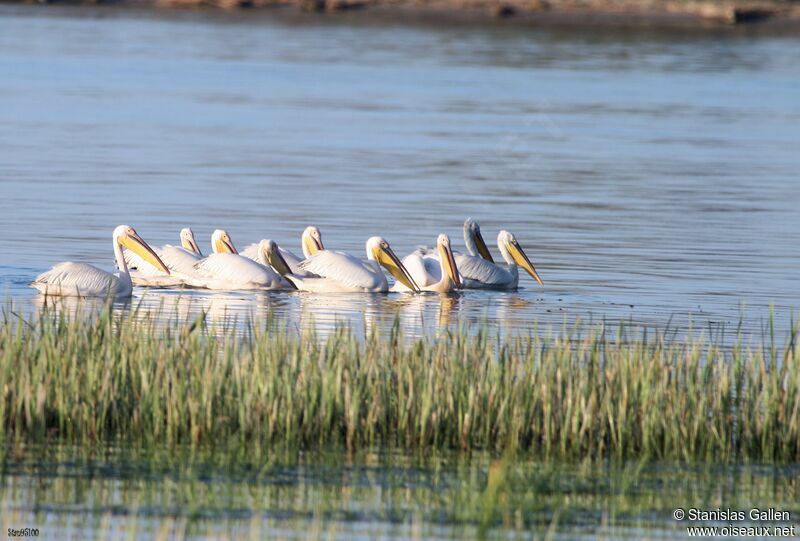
[0,303,798,462]
[3,443,799,539]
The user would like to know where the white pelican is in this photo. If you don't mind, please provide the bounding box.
[241,226,323,276]
[391,234,462,293]
[210,228,237,255]
[243,239,296,289]
[455,225,544,290]
[31,225,169,298]
[126,227,203,287]
[181,227,202,255]
[282,237,420,293]
[188,230,289,290]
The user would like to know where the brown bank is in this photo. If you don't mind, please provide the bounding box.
[6,0,800,28]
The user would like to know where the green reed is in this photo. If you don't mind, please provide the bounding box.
[0,303,798,462]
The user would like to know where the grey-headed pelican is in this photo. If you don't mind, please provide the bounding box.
[391,234,462,293]
[456,223,543,290]
[31,225,169,298]
[462,218,495,262]
[281,237,420,293]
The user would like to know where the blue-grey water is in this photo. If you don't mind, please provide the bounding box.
[1,7,800,538]
[1,5,799,340]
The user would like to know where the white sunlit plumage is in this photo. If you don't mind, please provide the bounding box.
[391,234,462,293]
[241,226,324,277]
[31,225,169,298]
[283,237,420,293]
[187,231,289,290]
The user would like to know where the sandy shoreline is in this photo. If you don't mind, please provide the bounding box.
[4,0,800,28]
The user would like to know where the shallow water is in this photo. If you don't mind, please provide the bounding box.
[1,5,799,340]
[2,444,799,540]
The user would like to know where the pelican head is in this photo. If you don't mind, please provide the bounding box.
[464,218,494,263]
[437,233,462,289]
[366,236,420,293]
[212,229,237,254]
[180,228,202,256]
[259,239,292,276]
[497,230,543,285]
[114,225,169,274]
[301,226,324,258]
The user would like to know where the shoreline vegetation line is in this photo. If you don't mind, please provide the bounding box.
[1,304,798,462]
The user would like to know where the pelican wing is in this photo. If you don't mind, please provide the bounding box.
[455,255,514,288]
[240,243,260,261]
[298,251,382,291]
[402,250,440,287]
[422,256,443,283]
[130,271,189,288]
[31,262,122,297]
[158,245,202,276]
[192,253,283,289]
[193,253,270,281]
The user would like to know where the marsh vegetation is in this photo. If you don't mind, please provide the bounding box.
[2,304,798,463]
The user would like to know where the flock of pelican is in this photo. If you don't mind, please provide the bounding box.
[30,219,543,299]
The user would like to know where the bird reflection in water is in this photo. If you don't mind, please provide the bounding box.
[27,287,543,341]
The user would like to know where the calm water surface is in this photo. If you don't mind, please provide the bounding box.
[1,5,799,339]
